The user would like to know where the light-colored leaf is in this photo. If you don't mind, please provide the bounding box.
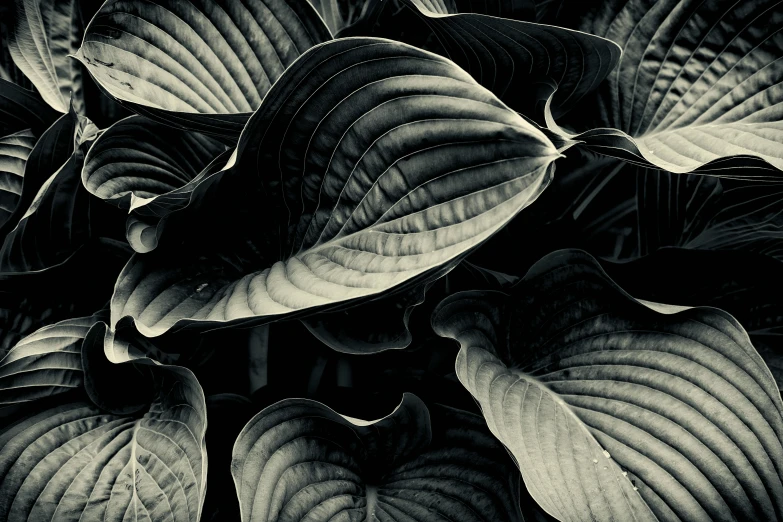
[232,393,523,521]
[8,0,84,113]
[548,0,783,175]
[0,314,100,410]
[433,249,783,521]
[75,0,331,139]
[110,38,559,338]
[0,363,207,522]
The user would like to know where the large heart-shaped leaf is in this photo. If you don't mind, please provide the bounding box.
[546,0,783,175]
[0,78,59,136]
[0,130,36,231]
[232,393,523,521]
[8,0,84,113]
[75,0,332,139]
[0,313,103,413]
[110,38,559,338]
[433,249,783,521]
[82,115,227,208]
[0,354,207,521]
[340,0,620,120]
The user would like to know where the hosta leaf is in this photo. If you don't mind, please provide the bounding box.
[0,361,207,521]
[232,394,523,521]
[547,0,783,175]
[0,238,131,358]
[0,130,36,230]
[75,0,331,139]
[0,126,125,272]
[0,108,79,245]
[110,38,559,338]
[433,249,783,521]
[0,78,59,138]
[82,115,228,208]
[9,0,84,113]
[601,248,783,391]
[339,0,619,120]
[0,313,102,412]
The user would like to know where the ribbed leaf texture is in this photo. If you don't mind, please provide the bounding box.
[0,130,36,230]
[82,115,227,208]
[0,362,207,522]
[339,0,620,120]
[547,0,783,175]
[231,394,523,521]
[432,249,783,522]
[109,38,559,339]
[75,0,332,138]
[0,314,101,411]
[8,0,84,113]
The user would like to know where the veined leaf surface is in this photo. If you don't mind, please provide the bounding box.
[232,394,523,521]
[0,78,59,136]
[75,0,331,138]
[340,0,620,120]
[0,361,207,522]
[0,130,36,230]
[433,249,783,521]
[547,0,783,175]
[110,38,559,338]
[8,0,84,113]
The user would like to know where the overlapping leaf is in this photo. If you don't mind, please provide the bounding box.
[0,79,59,137]
[8,0,84,113]
[0,313,102,412]
[340,0,620,120]
[83,115,227,207]
[433,249,783,521]
[0,238,130,359]
[0,344,208,522]
[109,38,559,339]
[232,393,523,521]
[547,0,783,175]
[75,0,332,138]
[0,130,36,230]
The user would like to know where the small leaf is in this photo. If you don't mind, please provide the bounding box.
[433,249,783,521]
[0,360,207,521]
[0,129,36,230]
[75,0,331,139]
[83,114,228,207]
[340,0,619,120]
[110,38,559,339]
[8,0,84,113]
[232,394,523,521]
[547,0,783,175]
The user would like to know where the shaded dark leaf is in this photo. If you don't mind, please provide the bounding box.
[0,78,59,136]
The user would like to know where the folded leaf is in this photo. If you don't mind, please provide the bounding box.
[232,393,523,521]
[0,361,207,521]
[547,0,783,175]
[340,0,619,120]
[0,130,36,230]
[433,249,783,521]
[75,0,331,139]
[8,0,84,113]
[0,78,59,136]
[83,115,228,208]
[110,38,559,338]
